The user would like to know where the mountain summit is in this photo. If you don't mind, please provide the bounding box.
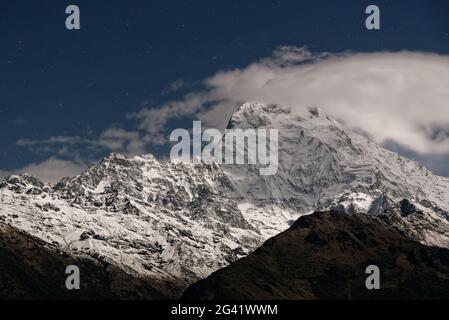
[225,102,449,245]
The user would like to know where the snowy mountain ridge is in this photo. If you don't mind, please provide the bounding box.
[1,102,449,296]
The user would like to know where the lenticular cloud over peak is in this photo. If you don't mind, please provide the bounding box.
[139,47,449,156]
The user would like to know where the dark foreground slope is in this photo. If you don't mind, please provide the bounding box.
[0,223,167,300]
[183,212,449,300]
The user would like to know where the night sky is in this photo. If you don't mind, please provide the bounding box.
[1,0,449,178]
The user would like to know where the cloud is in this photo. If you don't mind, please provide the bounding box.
[17,136,85,148]
[133,93,211,145]
[134,46,449,156]
[17,128,148,159]
[0,157,88,184]
[10,46,449,179]
[9,127,149,183]
[164,78,187,93]
[96,128,147,155]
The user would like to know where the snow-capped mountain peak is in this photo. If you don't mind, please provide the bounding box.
[2,101,449,297]
[224,102,449,246]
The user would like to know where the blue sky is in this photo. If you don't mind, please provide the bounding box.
[1,0,449,181]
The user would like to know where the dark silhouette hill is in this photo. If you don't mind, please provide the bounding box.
[183,212,449,300]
